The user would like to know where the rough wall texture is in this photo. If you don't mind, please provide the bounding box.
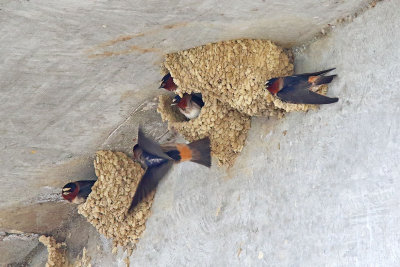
[0,0,370,212]
[122,1,398,266]
[1,0,398,265]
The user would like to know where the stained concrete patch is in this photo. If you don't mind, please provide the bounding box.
[0,232,39,265]
[0,202,77,234]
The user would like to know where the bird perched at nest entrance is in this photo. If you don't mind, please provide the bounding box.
[159,73,177,91]
[62,180,96,204]
[265,68,339,105]
[171,93,204,120]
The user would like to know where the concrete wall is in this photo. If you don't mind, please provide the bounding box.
[2,0,399,265]
[0,0,370,213]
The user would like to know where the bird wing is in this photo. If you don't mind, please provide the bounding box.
[129,161,173,211]
[137,127,171,160]
[277,83,339,105]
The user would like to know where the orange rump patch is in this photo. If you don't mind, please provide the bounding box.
[308,76,318,83]
[176,144,192,162]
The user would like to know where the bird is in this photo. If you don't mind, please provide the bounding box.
[265,68,339,105]
[130,127,211,210]
[159,73,177,91]
[62,180,96,204]
[171,93,204,119]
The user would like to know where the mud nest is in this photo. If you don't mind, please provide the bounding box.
[39,236,91,267]
[78,151,153,255]
[39,236,68,267]
[73,248,91,267]
[158,39,324,166]
[158,95,251,166]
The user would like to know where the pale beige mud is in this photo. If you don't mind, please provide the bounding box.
[159,39,326,165]
[78,151,152,255]
[39,235,91,267]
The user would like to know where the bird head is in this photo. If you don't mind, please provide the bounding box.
[265,77,280,94]
[171,94,189,110]
[265,77,277,88]
[132,144,143,161]
[171,95,181,106]
[159,73,177,91]
[62,182,79,202]
[179,94,191,110]
[62,181,95,204]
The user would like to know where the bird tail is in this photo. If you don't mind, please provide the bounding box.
[305,91,339,104]
[300,68,336,77]
[164,137,211,167]
[311,74,337,85]
[188,137,211,167]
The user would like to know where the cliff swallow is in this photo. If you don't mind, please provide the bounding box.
[62,180,96,204]
[130,127,211,210]
[265,68,339,104]
[171,93,204,119]
[159,73,177,91]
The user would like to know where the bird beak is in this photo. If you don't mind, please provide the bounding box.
[62,187,71,192]
[63,192,70,195]
[159,83,165,89]
[171,98,179,106]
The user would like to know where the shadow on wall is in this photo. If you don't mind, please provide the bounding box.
[0,202,76,235]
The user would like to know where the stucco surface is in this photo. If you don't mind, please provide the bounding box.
[1,0,399,266]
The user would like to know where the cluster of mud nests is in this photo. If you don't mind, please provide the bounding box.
[50,39,331,265]
[158,39,327,165]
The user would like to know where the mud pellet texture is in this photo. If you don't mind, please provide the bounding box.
[78,151,153,254]
[159,39,327,166]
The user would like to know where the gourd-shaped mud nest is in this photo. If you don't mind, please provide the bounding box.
[158,39,324,166]
[78,151,152,255]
